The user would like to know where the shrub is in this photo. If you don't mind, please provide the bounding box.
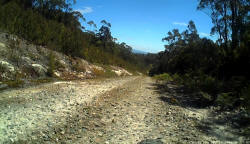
[216,92,236,109]
[104,68,117,77]
[72,61,86,73]
[47,52,55,77]
[181,73,198,91]
[4,72,24,88]
[200,75,220,95]
[7,38,20,66]
[0,64,5,73]
[153,73,173,82]
[172,73,183,84]
[4,79,24,88]
[240,85,250,111]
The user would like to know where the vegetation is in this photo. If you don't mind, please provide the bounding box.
[153,73,173,82]
[150,0,250,110]
[0,0,153,73]
[47,52,55,77]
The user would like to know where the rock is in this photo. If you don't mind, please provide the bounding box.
[0,42,6,48]
[0,42,7,53]
[0,60,15,72]
[21,56,33,65]
[59,60,66,66]
[31,64,47,76]
[110,66,132,76]
[54,71,61,77]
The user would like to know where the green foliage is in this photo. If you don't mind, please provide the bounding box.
[0,63,5,73]
[181,73,199,91]
[7,38,21,65]
[72,62,86,73]
[199,74,222,96]
[172,73,182,84]
[153,73,173,82]
[47,52,55,77]
[103,68,117,78]
[240,85,250,111]
[92,66,117,78]
[4,79,24,88]
[200,91,212,102]
[216,93,236,109]
[3,72,24,88]
[31,78,54,85]
[150,5,250,109]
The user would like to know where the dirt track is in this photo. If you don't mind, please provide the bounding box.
[0,76,246,144]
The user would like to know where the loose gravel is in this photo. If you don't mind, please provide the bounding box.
[0,76,247,144]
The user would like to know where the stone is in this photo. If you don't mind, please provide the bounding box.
[21,56,33,65]
[0,60,15,72]
[0,42,6,48]
[31,64,47,76]
[54,71,61,77]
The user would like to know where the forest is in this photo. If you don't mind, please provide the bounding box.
[0,0,154,73]
[150,0,250,110]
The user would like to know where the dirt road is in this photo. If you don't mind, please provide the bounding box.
[0,76,245,144]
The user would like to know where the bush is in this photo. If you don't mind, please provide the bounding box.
[4,72,24,88]
[72,60,86,73]
[200,75,221,95]
[47,52,55,77]
[4,79,24,88]
[7,38,20,66]
[216,92,236,109]
[153,73,173,82]
[240,85,250,111]
[172,73,183,84]
[181,73,198,91]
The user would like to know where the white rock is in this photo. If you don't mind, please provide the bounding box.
[91,65,105,71]
[110,66,132,76]
[54,71,61,77]
[21,56,33,65]
[0,60,15,72]
[31,64,47,76]
[0,42,6,48]
[59,60,66,66]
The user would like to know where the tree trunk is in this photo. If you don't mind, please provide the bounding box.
[230,0,238,50]
[223,2,228,51]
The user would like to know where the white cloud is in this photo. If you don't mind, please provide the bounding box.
[200,32,210,37]
[76,7,93,14]
[172,22,187,26]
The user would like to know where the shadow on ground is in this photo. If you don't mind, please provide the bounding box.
[147,82,210,109]
[148,80,250,143]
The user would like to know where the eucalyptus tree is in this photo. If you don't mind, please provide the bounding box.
[197,0,249,49]
[87,20,97,33]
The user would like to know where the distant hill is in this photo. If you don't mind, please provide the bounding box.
[132,49,148,54]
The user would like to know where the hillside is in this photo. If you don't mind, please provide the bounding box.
[0,32,138,90]
[0,0,152,75]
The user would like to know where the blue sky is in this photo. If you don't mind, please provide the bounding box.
[73,0,215,53]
